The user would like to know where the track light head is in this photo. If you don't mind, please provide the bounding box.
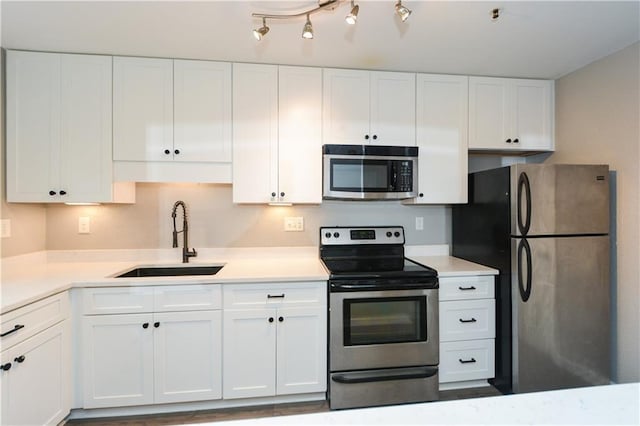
[345,1,359,25]
[253,18,269,41]
[395,1,411,22]
[302,14,314,39]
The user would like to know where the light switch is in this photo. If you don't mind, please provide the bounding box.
[284,217,304,232]
[78,216,91,234]
[1,219,11,238]
[415,217,424,231]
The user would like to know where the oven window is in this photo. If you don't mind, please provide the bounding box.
[330,159,390,192]
[343,296,427,346]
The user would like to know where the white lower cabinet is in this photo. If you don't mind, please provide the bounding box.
[80,286,222,408]
[439,275,496,389]
[222,282,327,399]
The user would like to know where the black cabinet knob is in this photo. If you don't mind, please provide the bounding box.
[142,323,149,329]
[364,135,370,140]
[268,317,274,323]
[49,191,57,196]
[174,149,180,155]
[419,193,424,197]
[164,149,171,155]
[59,190,67,196]
[513,138,519,143]
[14,355,25,363]
[278,316,284,322]
[506,138,512,143]
[154,322,160,328]
[271,192,276,197]
[1,363,11,371]
[372,135,378,140]
[280,192,285,197]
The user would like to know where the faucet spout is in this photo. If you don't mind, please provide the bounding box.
[171,201,198,263]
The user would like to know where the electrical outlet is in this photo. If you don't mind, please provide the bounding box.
[415,217,424,231]
[78,216,91,234]
[1,219,11,238]
[284,216,304,232]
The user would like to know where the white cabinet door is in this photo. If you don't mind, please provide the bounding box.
[174,60,232,163]
[222,309,277,399]
[322,68,370,145]
[153,311,222,403]
[276,306,327,395]
[232,63,279,203]
[113,56,173,162]
[511,79,554,150]
[278,66,323,204]
[406,74,468,204]
[468,77,510,150]
[0,321,70,426]
[370,71,416,146]
[82,314,154,408]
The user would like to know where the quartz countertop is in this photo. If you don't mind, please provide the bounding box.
[410,255,498,277]
[193,383,639,425]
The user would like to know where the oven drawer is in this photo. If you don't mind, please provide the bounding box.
[439,339,495,383]
[223,282,326,309]
[439,275,494,301]
[440,299,495,342]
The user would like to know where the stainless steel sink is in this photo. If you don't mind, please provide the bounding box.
[114,265,224,278]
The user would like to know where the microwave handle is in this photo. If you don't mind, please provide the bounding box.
[390,162,398,189]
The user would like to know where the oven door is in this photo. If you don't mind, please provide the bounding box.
[330,288,438,371]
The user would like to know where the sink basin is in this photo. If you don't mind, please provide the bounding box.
[114,265,224,278]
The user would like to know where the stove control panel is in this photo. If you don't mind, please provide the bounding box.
[320,226,405,245]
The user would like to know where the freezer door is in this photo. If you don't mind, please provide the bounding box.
[511,235,610,393]
[510,164,609,236]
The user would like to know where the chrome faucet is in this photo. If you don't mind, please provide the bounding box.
[171,200,197,263]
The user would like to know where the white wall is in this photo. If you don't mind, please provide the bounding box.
[550,42,640,383]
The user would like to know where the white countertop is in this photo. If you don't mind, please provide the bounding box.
[1,246,496,314]
[194,383,639,425]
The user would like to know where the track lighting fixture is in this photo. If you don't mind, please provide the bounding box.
[345,0,359,25]
[302,14,314,39]
[395,0,412,22]
[253,17,269,41]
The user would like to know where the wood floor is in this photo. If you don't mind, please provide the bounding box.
[65,386,502,426]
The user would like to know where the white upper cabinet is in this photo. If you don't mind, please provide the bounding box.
[233,64,322,204]
[6,50,134,203]
[469,77,554,151]
[323,69,416,146]
[404,74,468,205]
[113,57,232,183]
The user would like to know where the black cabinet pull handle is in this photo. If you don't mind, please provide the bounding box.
[268,317,274,323]
[513,138,519,143]
[364,134,370,140]
[372,135,378,140]
[154,322,160,328]
[458,286,476,291]
[174,149,180,155]
[14,355,25,363]
[506,138,512,143]
[267,294,285,299]
[164,149,171,155]
[459,358,477,364]
[142,323,149,329]
[459,318,477,323]
[278,316,284,322]
[271,192,276,197]
[1,363,11,371]
[280,192,285,197]
[49,191,57,196]
[419,193,424,197]
[59,190,67,195]
[1,324,25,337]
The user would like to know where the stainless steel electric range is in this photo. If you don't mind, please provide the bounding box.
[319,226,439,410]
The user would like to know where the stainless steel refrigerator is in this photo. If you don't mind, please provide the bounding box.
[452,164,611,394]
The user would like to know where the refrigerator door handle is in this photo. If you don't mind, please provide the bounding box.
[517,172,532,235]
[518,238,532,302]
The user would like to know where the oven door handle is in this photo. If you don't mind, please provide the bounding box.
[331,366,438,384]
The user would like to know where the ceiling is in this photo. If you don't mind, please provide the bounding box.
[1,1,639,79]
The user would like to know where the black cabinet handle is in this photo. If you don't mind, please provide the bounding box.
[174,149,180,155]
[142,323,149,329]
[268,317,274,323]
[267,294,285,299]
[59,190,67,195]
[271,192,276,197]
[458,286,476,291]
[14,355,25,363]
[280,192,285,197]
[364,134,370,140]
[1,363,11,371]
[513,138,519,143]
[164,149,171,155]
[154,322,160,328]
[373,135,378,140]
[278,316,284,322]
[1,324,25,337]
[419,193,424,197]
[506,138,512,143]
[459,358,477,364]
[49,191,57,196]
[459,318,477,323]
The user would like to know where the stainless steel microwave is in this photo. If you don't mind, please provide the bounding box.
[322,145,418,200]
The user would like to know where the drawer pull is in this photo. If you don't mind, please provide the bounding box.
[1,363,11,371]
[14,355,25,363]
[267,294,285,299]
[458,286,476,291]
[142,323,149,329]
[459,358,477,364]
[459,318,477,323]
[1,324,25,337]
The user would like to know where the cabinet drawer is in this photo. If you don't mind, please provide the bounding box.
[223,282,326,309]
[439,275,494,301]
[440,299,495,342]
[439,339,495,383]
[1,292,70,350]
[82,287,154,315]
[154,285,221,312]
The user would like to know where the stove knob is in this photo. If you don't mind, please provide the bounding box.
[325,232,331,238]
[394,231,401,237]
[386,231,392,237]
[333,232,340,238]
